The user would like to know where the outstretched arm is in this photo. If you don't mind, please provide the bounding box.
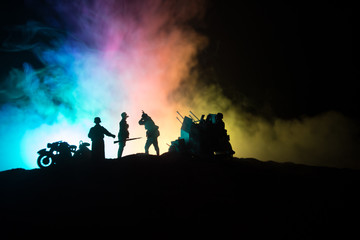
[103,127,116,138]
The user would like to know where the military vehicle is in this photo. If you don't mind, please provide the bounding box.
[37,140,91,168]
[168,111,235,157]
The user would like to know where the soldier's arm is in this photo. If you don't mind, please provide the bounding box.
[103,127,116,138]
[88,128,93,139]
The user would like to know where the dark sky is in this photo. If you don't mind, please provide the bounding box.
[198,0,357,120]
[1,0,358,120]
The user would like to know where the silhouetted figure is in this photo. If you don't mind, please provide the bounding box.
[88,117,116,160]
[215,113,235,155]
[215,113,225,129]
[117,112,129,158]
[138,111,160,155]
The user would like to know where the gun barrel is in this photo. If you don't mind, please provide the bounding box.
[176,111,184,120]
[114,137,142,144]
[176,117,183,124]
[189,111,200,121]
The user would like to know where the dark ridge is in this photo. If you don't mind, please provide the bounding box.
[1,153,359,237]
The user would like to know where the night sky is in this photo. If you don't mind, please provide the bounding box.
[199,0,357,119]
[0,0,358,170]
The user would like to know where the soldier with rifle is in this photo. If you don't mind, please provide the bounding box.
[138,111,160,156]
[117,112,130,158]
[114,112,141,157]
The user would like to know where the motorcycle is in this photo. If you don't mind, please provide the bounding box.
[37,140,91,168]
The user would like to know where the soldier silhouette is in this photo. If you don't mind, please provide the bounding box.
[138,111,160,156]
[88,117,116,160]
[214,113,235,155]
[117,112,129,158]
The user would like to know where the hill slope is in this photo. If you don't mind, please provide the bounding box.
[1,153,359,236]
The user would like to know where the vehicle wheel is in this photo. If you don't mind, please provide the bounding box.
[37,155,54,168]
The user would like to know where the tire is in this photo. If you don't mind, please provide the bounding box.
[37,154,54,168]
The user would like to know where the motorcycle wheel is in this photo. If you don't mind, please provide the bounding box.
[37,155,54,168]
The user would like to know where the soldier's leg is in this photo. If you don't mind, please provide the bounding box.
[145,138,151,154]
[92,141,102,160]
[100,140,105,160]
[153,137,160,156]
[118,141,125,158]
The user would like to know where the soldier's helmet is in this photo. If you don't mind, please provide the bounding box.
[121,112,129,119]
[216,113,223,120]
[141,111,149,119]
[94,117,101,124]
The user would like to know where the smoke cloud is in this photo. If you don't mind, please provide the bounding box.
[0,0,359,171]
[0,0,208,170]
[176,79,360,169]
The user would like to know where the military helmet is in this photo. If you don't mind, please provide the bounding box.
[94,117,101,123]
[121,112,129,118]
[141,111,148,119]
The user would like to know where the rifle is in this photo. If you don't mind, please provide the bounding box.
[114,137,142,144]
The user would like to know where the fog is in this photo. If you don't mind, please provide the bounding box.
[0,0,358,170]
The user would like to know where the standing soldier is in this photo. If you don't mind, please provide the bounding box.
[117,112,129,158]
[138,111,160,156]
[88,117,116,160]
[214,113,235,156]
